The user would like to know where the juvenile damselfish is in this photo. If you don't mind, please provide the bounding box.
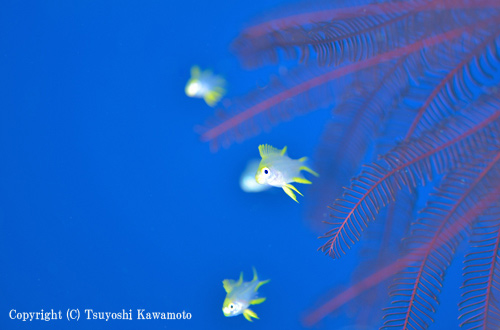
[185,66,226,107]
[222,268,269,322]
[255,144,318,202]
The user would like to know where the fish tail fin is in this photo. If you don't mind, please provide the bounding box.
[299,165,319,177]
[293,177,312,184]
[256,279,270,291]
[213,86,226,94]
[243,308,259,321]
[252,267,258,282]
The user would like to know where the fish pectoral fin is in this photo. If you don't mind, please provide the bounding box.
[250,297,266,305]
[299,165,319,177]
[293,177,312,184]
[243,308,259,321]
[282,186,298,203]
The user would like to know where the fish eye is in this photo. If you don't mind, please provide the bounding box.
[262,167,269,175]
[229,304,234,309]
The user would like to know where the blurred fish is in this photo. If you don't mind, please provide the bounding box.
[222,267,269,322]
[185,65,226,107]
[255,144,318,202]
[240,159,271,193]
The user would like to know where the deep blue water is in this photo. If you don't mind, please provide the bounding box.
[0,1,469,330]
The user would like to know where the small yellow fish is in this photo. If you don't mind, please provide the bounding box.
[255,144,319,202]
[185,65,226,107]
[222,267,269,322]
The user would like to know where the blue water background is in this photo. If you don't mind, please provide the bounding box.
[1,1,465,329]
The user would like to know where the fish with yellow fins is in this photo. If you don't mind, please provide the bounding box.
[185,65,226,107]
[222,267,269,322]
[255,144,319,202]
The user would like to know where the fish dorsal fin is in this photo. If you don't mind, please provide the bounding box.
[222,272,243,293]
[190,65,200,78]
[222,279,236,293]
[258,144,286,158]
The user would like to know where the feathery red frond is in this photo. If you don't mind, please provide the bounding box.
[320,94,500,259]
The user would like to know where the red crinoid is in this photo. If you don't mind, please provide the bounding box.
[199,1,500,328]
